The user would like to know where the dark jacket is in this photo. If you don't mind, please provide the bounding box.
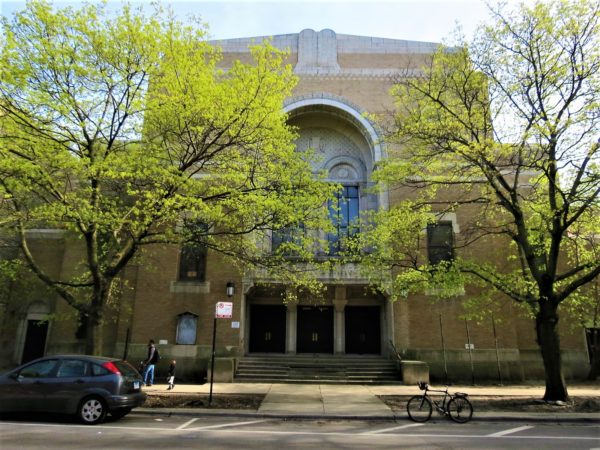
[146,344,158,365]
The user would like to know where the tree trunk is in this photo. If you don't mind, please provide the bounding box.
[84,286,109,355]
[536,303,569,402]
[84,311,103,355]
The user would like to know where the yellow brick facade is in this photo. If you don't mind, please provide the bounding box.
[0,29,589,383]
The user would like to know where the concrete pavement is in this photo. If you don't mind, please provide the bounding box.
[138,382,600,422]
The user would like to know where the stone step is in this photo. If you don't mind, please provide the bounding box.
[235,355,401,384]
[234,376,403,385]
[238,361,397,367]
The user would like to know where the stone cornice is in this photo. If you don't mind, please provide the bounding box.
[293,68,419,79]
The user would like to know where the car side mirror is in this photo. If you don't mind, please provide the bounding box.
[9,373,20,380]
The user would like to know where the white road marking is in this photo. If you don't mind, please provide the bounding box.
[362,423,425,434]
[487,425,534,437]
[1,422,598,442]
[176,418,199,430]
[186,419,270,431]
[0,422,176,431]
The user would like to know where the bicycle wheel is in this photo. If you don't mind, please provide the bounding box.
[407,395,433,422]
[447,395,473,423]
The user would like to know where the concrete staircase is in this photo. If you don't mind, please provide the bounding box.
[234,355,402,384]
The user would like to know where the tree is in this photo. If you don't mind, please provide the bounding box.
[359,0,599,401]
[0,1,330,355]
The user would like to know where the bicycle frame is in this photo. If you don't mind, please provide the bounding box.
[422,385,453,415]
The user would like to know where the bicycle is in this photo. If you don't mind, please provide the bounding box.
[406,382,473,423]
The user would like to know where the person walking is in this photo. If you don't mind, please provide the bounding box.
[167,360,176,390]
[142,339,159,386]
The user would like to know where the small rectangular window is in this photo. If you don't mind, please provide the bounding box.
[427,221,454,265]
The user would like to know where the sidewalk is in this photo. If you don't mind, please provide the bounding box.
[137,382,600,423]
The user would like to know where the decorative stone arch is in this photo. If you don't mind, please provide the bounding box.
[324,155,367,183]
[283,93,385,164]
[284,93,389,211]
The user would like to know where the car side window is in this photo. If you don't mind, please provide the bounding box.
[91,363,110,376]
[56,359,88,378]
[19,359,58,378]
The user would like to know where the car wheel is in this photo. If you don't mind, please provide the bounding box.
[78,396,107,425]
[110,407,132,420]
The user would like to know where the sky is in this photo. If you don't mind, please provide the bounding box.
[2,0,493,43]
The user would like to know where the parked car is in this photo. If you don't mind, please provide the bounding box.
[0,355,146,424]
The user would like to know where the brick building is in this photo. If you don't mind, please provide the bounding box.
[0,29,590,383]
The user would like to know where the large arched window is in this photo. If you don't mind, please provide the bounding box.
[328,185,360,255]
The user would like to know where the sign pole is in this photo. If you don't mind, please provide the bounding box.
[209,316,217,406]
[209,300,233,407]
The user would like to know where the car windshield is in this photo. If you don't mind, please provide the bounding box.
[113,360,139,377]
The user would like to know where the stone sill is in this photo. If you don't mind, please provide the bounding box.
[170,281,210,294]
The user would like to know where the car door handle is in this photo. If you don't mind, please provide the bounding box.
[75,379,85,383]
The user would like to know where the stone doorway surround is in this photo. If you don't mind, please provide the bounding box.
[14,301,51,364]
[244,285,389,356]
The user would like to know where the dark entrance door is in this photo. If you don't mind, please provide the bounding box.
[345,306,381,354]
[249,305,286,353]
[21,319,49,364]
[297,306,333,353]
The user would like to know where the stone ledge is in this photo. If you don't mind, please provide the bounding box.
[208,357,236,383]
[170,281,211,294]
[400,360,429,385]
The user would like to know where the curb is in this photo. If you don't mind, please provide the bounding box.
[134,408,599,423]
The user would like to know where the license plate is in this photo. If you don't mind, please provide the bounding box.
[133,381,140,389]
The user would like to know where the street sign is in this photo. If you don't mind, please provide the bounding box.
[215,301,233,318]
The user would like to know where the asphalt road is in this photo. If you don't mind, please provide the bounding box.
[1,413,598,449]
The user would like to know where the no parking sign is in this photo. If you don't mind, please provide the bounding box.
[215,301,233,318]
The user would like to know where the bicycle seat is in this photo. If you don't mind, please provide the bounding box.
[455,392,469,396]
[417,381,428,390]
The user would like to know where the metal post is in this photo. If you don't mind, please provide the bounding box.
[209,317,217,406]
[122,327,130,361]
[492,314,503,385]
[465,319,475,385]
[439,314,448,384]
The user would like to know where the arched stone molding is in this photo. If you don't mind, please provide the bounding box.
[284,94,389,211]
[324,155,367,183]
[283,94,385,164]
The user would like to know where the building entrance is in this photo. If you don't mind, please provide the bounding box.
[345,306,381,354]
[249,305,286,353]
[21,319,48,364]
[297,306,333,353]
